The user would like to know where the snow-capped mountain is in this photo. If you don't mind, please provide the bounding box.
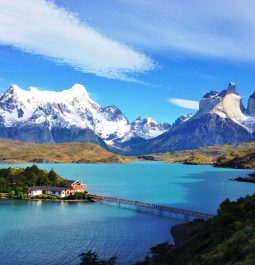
[0,84,168,147]
[120,116,170,142]
[171,113,194,128]
[127,82,255,155]
[198,82,255,132]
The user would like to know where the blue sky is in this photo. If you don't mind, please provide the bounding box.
[1,0,255,123]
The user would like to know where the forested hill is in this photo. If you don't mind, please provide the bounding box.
[0,165,67,194]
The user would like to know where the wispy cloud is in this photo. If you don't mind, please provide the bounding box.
[0,0,154,80]
[74,0,255,62]
[168,98,199,110]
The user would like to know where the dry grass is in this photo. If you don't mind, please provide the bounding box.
[0,138,133,164]
[151,141,255,169]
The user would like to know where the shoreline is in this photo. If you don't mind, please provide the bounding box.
[0,159,254,170]
[0,198,97,202]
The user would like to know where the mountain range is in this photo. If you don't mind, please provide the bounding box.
[0,82,254,155]
[0,84,170,150]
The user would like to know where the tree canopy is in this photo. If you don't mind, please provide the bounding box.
[0,165,67,193]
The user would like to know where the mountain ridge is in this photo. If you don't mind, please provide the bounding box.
[131,82,255,155]
[0,84,169,148]
[0,82,255,155]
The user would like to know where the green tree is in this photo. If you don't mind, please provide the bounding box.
[0,177,7,193]
[79,251,116,265]
[17,191,25,199]
[9,190,15,198]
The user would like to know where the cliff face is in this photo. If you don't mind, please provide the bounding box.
[130,82,254,155]
[247,92,255,115]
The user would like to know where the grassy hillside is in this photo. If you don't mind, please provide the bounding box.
[0,138,132,163]
[151,141,255,169]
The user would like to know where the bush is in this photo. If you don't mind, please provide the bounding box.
[63,191,89,200]
[17,192,25,199]
[9,190,15,198]
[32,194,59,200]
[79,251,116,265]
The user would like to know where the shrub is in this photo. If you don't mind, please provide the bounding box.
[63,191,89,200]
[32,194,59,200]
[9,190,15,198]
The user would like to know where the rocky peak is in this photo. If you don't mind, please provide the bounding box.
[249,92,255,99]
[219,81,239,97]
[132,116,157,125]
[123,116,170,141]
[226,81,238,95]
[202,91,219,99]
[100,105,128,123]
[172,113,193,127]
[247,92,255,116]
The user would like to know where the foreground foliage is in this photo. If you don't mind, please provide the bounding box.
[0,165,67,195]
[80,251,116,265]
[135,194,255,265]
[79,195,255,265]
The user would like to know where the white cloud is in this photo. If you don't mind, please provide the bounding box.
[168,98,199,110]
[0,0,154,80]
[75,0,255,62]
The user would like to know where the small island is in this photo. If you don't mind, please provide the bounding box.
[235,173,255,184]
[0,165,92,201]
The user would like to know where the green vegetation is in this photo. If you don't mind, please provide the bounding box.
[79,194,255,265]
[63,191,90,200]
[0,165,67,198]
[135,194,255,265]
[151,140,255,169]
[0,138,132,164]
[79,251,116,265]
[32,194,60,200]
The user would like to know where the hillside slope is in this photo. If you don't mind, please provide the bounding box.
[0,138,131,163]
[136,194,255,265]
[152,141,255,169]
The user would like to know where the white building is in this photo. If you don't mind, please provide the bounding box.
[28,180,87,198]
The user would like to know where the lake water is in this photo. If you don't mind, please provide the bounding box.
[0,162,254,265]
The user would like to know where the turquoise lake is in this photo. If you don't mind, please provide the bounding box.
[0,162,254,264]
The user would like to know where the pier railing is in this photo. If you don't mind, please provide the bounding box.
[91,195,215,220]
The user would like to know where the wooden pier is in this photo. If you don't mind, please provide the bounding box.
[91,195,215,220]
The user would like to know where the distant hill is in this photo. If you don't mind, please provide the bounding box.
[0,138,132,163]
[151,140,255,169]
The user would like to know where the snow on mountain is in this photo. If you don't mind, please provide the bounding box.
[129,82,255,155]
[0,84,100,129]
[172,113,193,128]
[197,82,255,132]
[120,116,170,142]
[0,84,168,146]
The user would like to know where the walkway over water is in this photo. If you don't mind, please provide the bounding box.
[92,195,215,220]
